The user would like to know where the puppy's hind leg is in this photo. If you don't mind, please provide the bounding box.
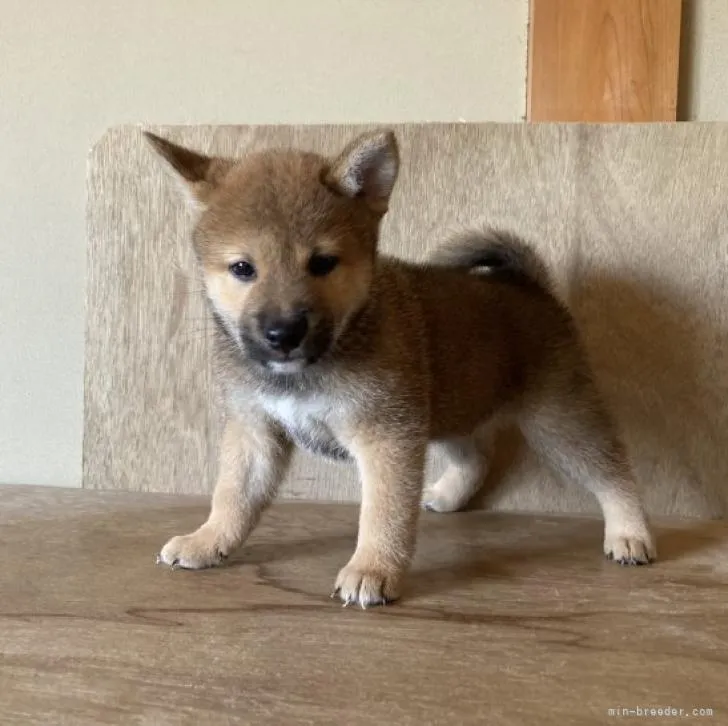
[520,393,656,565]
[422,428,493,513]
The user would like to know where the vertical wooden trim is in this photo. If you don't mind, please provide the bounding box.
[527,0,682,122]
[526,0,539,122]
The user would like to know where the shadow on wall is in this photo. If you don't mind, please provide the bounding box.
[677,0,696,121]
[475,269,728,519]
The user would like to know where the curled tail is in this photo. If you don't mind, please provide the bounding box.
[428,228,553,293]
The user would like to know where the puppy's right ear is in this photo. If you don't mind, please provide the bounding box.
[144,132,232,212]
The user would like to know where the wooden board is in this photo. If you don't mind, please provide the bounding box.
[527,0,682,121]
[1,485,726,725]
[86,123,728,518]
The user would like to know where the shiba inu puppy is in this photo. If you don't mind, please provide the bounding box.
[148,129,655,608]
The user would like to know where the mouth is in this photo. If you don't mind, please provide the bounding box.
[237,327,331,375]
[265,357,312,375]
[241,338,323,375]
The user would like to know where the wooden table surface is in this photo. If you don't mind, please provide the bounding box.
[1,485,726,725]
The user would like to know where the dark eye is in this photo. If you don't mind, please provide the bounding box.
[229,260,256,281]
[308,254,340,277]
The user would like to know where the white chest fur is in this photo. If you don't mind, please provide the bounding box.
[258,392,350,461]
[259,392,331,430]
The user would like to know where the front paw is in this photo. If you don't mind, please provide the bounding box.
[604,528,657,566]
[157,526,229,569]
[332,555,404,608]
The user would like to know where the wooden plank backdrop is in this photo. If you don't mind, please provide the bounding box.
[86,123,728,518]
[527,0,682,121]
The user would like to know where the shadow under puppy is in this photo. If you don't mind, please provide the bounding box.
[148,129,656,608]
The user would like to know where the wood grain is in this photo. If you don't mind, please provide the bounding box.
[0,485,726,726]
[85,123,728,517]
[527,0,682,121]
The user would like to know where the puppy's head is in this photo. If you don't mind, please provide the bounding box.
[146,130,399,375]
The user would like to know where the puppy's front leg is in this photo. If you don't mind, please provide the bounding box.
[157,412,292,569]
[334,432,426,608]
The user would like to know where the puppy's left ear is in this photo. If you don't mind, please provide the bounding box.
[144,132,232,212]
[324,130,399,213]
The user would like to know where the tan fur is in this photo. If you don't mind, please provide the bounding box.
[148,130,656,608]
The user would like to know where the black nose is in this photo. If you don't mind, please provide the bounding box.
[263,312,309,353]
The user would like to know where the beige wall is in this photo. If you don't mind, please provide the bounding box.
[2,0,727,488]
[0,0,529,487]
[679,0,728,120]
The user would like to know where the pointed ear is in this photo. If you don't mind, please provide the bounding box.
[324,130,399,213]
[143,132,232,211]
